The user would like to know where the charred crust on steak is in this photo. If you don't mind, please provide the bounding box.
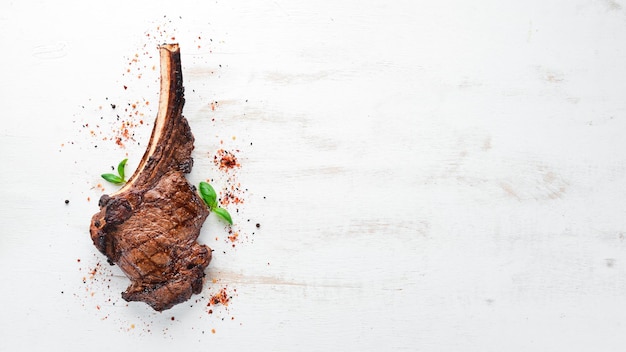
[104,198,132,225]
[88,44,212,312]
[98,194,111,207]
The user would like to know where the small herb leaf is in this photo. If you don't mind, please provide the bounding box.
[101,158,128,185]
[198,181,234,225]
[199,181,218,209]
[213,207,233,225]
[117,158,128,181]
[101,173,124,184]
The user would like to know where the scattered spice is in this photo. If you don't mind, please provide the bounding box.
[208,287,230,306]
[65,199,70,204]
[214,149,240,170]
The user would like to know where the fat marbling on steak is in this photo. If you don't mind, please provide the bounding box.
[89,44,212,311]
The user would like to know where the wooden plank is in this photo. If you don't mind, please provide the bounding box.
[2,0,626,350]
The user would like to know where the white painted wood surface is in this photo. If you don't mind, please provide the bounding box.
[2,0,626,350]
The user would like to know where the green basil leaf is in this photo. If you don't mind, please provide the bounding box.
[213,207,233,225]
[117,158,128,181]
[101,173,124,184]
[199,181,218,209]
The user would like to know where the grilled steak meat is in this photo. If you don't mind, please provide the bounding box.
[89,44,212,311]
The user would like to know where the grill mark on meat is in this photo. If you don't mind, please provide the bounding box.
[89,44,212,312]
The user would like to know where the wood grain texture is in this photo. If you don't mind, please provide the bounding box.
[2,0,626,351]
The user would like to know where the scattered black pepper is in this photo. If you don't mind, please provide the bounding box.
[65,199,70,204]
[256,223,260,228]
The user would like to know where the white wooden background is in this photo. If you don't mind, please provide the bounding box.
[2,0,626,350]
